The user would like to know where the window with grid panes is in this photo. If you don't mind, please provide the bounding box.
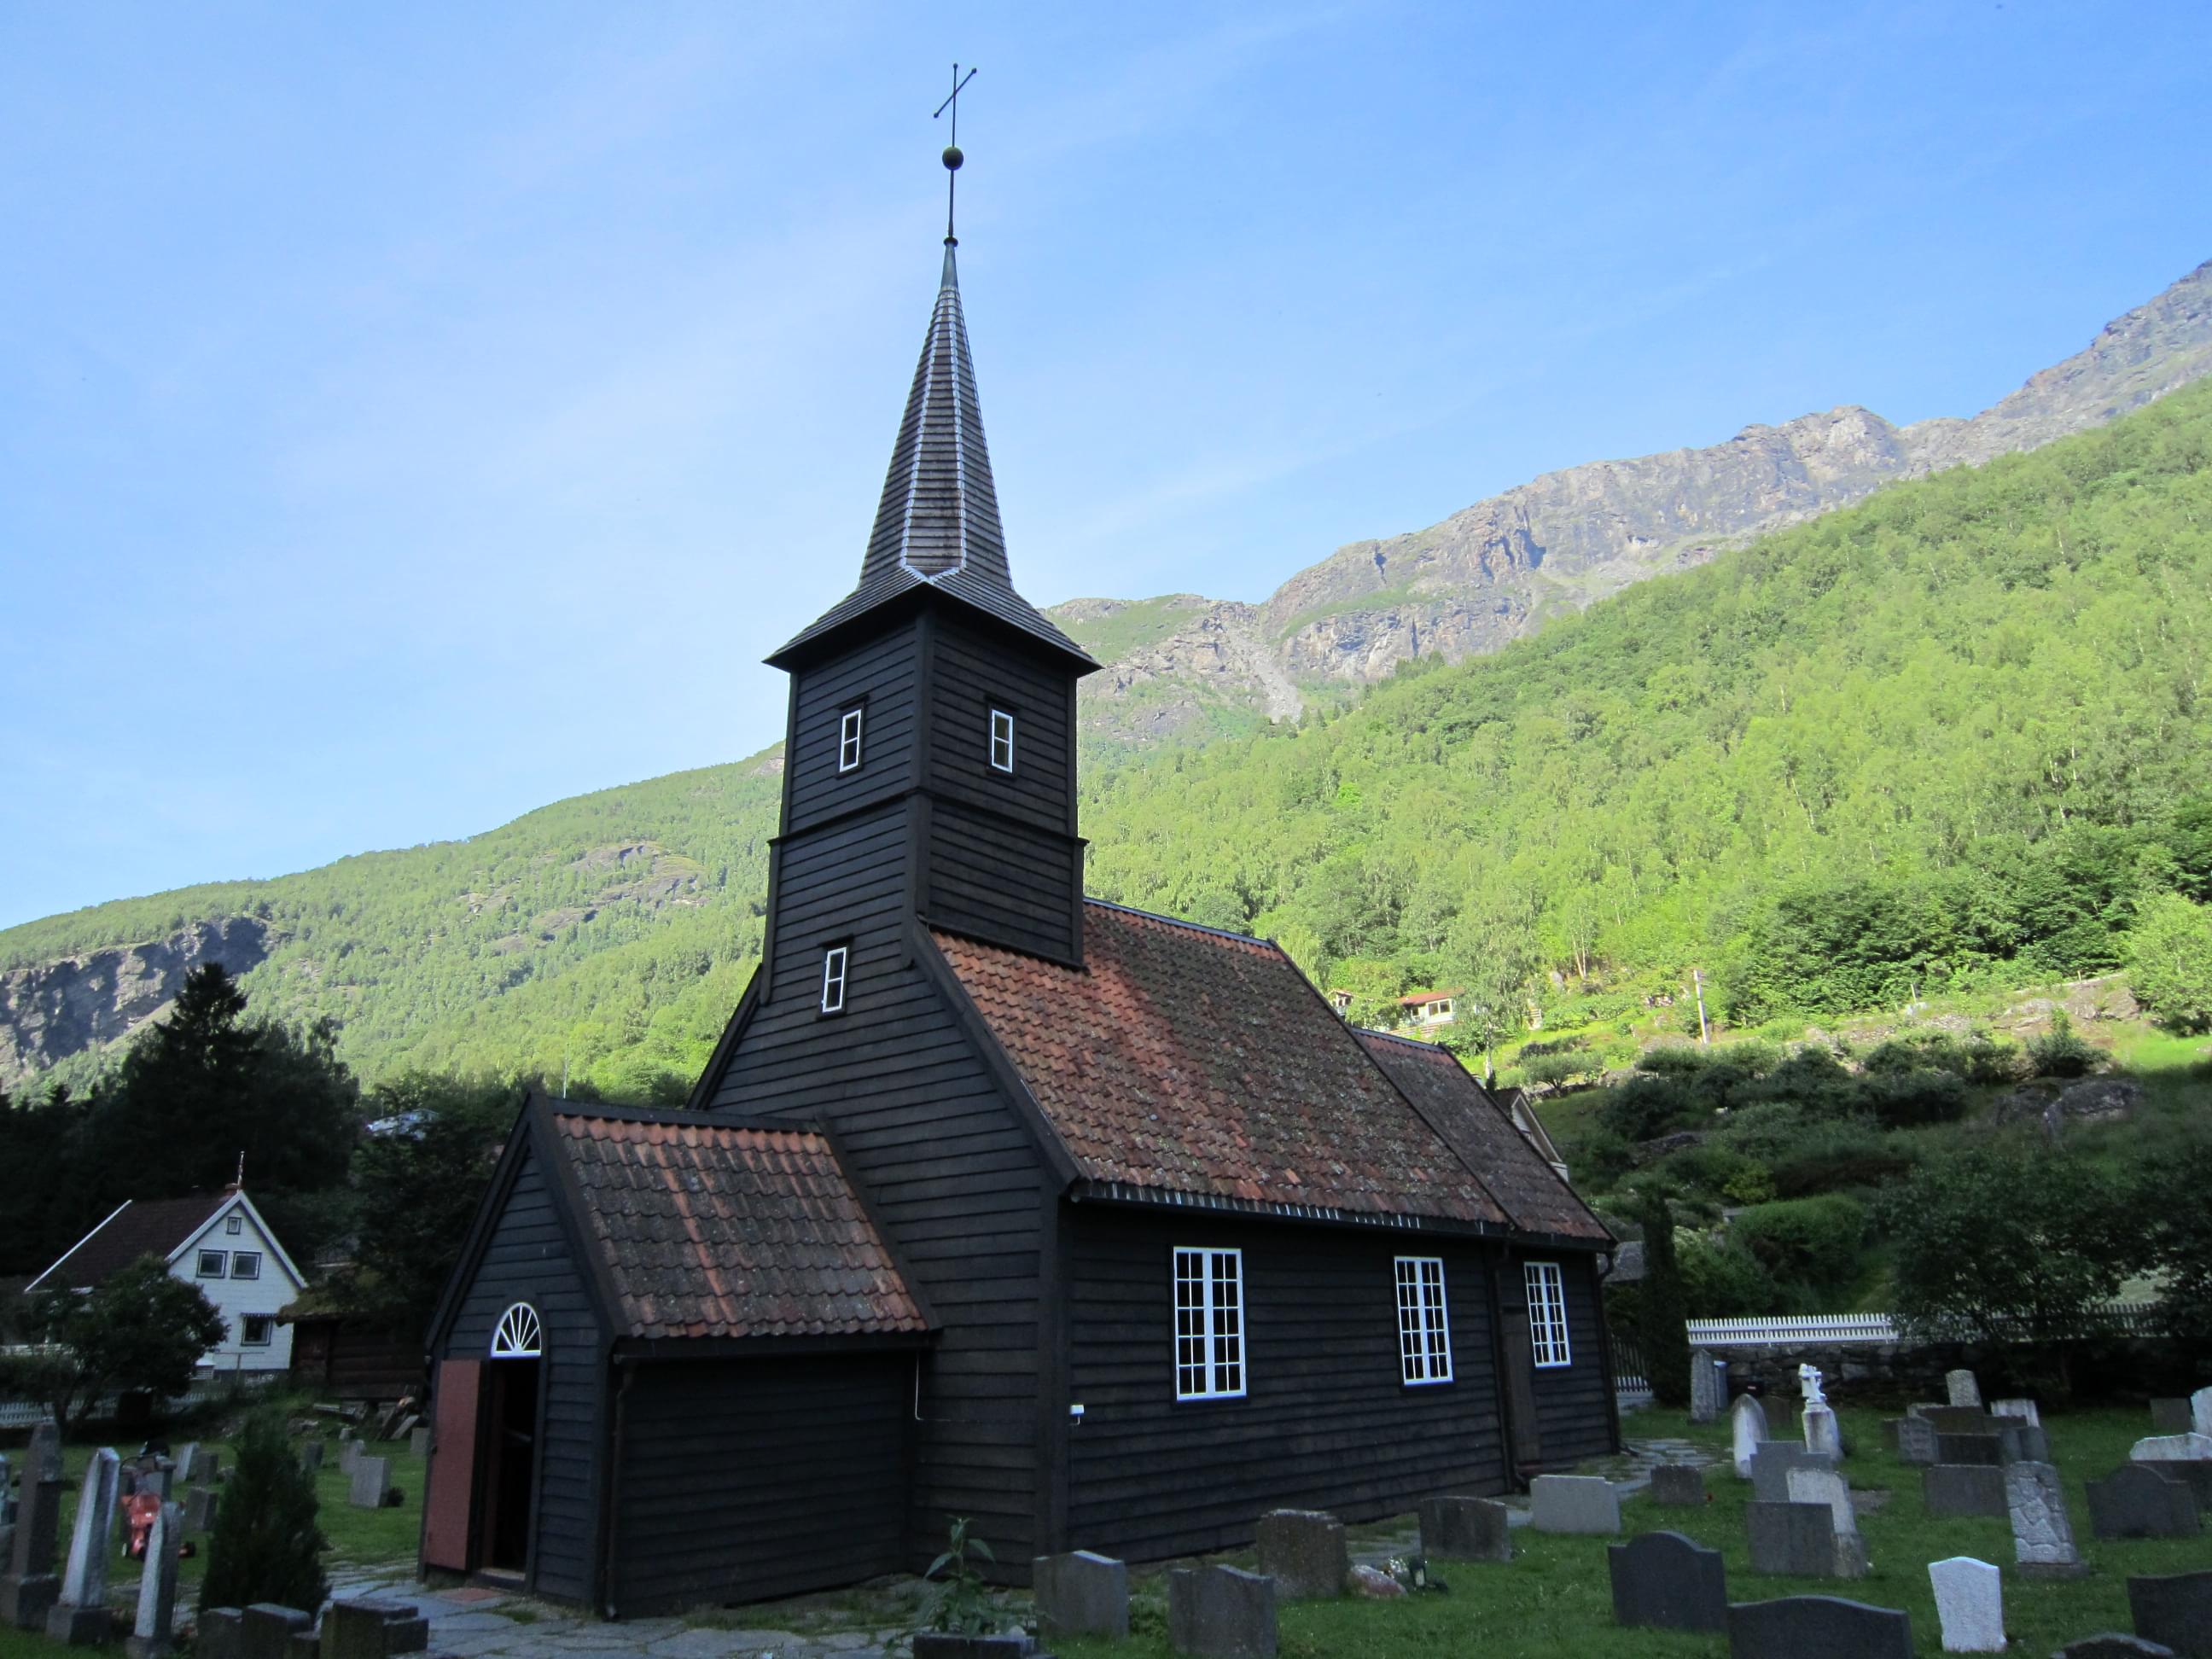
[1394,1256,1452,1384]
[1173,1247,1245,1400]
[1525,1260,1573,1367]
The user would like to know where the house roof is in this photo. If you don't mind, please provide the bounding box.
[1399,988,1464,1007]
[771,246,1094,672]
[31,1191,236,1291]
[1353,1031,1610,1242]
[546,1103,929,1342]
[930,903,1512,1228]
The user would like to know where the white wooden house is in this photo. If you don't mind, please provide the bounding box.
[28,1188,307,1375]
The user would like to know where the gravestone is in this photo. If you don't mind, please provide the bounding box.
[912,1637,1035,1657]
[1926,1464,2009,1518]
[1747,1501,1835,1577]
[1947,1370,1982,1408]
[1751,1443,1835,1503]
[1732,1394,1769,1478]
[125,1501,182,1659]
[2008,1460,2085,1576]
[47,1447,120,1645]
[2151,1400,2192,1434]
[2087,1464,2200,1540]
[189,1449,220,1484]
[1610,1530,1727,1633]
[2145,1460,2212,1510]
[185,1486,221,1534]
[1897,1417,1939,1467]
[1650,1464,1706,1507]
[1529,1474,1619,1534]
[172,1445,198,1487]
[1936,1430,2016,1467]
[339,1439,362,1476]
[1417,1495,1511,1561]
[1991,1397,2041,1427]
[297,1442,323,1475]
[198,1609,244,1659]
[1,1450,64,1628]
[1167,1565,1276,1658]
[1726,1593,1913,1659]
[2193,1388,2212,1439]
[1802,1403,1842,1461]
[409,1426,430,1458]
[2054,1638,2180,1659]
[1786,1467,1866,1579]
[1691,1351,1726,1425]
[143,1462,172,1500]
[1924,1406,2004,1433]
[240,1603,313,1659]
[317,1598,428,1659]
[2131,1434,2212,1463]
[119,1464,141,1500]
[1033,1551,1128,1639]
[1254,1511,1345,1600]
[349,1456,391,1510]
[2128,1570,2212,1658]
[1928,1557,2003,1654]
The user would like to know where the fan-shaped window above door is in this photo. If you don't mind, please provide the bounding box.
[491,1302,542,1359]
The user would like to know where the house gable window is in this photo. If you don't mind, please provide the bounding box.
[230,1250,263,1281]
[820,946,850,1015]
[1394,1255,1453,1385]
[838,705,864,773]
[196,1249,226,1278]
[1173,1246,1245,1400]
[225,1214,243,1235]
[989,708,1016,773]
[240,1314,273,1346]
[1525,1260,1573,1367]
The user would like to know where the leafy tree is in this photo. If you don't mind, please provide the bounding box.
[1878,1148,2133,1353]
[1729,1196,1867,1307]
[18,1258,225,1430]
[1634,1188,1691,1409]
[199,1410,328,1615]
[2137,1132,2212,1353]
[2128,893,2212,1033]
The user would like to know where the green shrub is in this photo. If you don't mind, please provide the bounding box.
[1729,1195,1868,1305]
[2026,1010,2101,1078]
[2128,893,2212,1033]
[1599,1075,1698,1143]
[199,1411,328,1615]
[1860,1066,1970,1128]
[1679,1237,1780,1318]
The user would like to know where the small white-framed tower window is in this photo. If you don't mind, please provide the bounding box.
[1394,1255,1453,1385]
[989,708,1016,773]
[1173,1246,1245,1400]
[838,706,864,773]
[1524,1260,1573,1368]
[820,945,850,1015]
[492,1301,543,1359]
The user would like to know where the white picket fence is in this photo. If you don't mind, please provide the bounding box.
[1685,1302,2163,1348]
[0,1370,282,1429]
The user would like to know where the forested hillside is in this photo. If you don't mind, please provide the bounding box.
[4,380,2210,1098]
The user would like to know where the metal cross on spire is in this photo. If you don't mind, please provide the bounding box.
[934,62,977,246]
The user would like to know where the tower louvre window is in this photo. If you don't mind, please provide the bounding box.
[838,706,864,772]
[820,945,850,1015]
[990,708,1016,773]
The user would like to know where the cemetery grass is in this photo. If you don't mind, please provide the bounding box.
[1053,1406,2210,1659]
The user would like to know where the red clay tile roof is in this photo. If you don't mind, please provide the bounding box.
[1354,1032,1610,1242]
[931,905,1509,1226]
[550,1109,928,1341]
[33,1192,232,1289]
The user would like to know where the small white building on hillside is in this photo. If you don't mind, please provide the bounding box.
[28,1188,307,1375]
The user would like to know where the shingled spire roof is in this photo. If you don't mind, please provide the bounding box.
[770,245,1096,670]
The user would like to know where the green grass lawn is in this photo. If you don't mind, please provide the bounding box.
[1055,1406,2211,1659]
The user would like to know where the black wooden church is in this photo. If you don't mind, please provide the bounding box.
[422,225,1618,1618]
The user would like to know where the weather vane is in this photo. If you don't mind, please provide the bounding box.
[934,62,977,247]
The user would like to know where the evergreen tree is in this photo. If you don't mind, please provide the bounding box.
[199,1410,328,1615]
[1634,1187,1691,1410]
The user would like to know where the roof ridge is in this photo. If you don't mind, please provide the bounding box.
[1080,897,1276,951]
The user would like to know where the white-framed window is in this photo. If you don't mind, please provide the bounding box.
[820,945,850,1014]
[838,706,864,773]
[1394,1256,1453,1385]
[239,1314,273,1347]
[196,1249,226,1278]
[492,1302,543,1359]
[1173,1247,1245,1400]
[225,1214,243,1235]
[1429,998,1454,1022]
[1525,1260,1573,1368]
[989,708,1016,773]
[230,1250,262,1281]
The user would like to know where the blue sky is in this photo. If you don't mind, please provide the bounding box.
[2,1,2206,931]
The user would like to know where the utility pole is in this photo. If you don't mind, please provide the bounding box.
[1692,968,1711,1045]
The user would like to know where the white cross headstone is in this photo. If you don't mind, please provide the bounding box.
[1803,1401,1842,1460]
[1798,1363,1826,1405]
[131,1500,182,1654]
[1929,1556,2004,1652]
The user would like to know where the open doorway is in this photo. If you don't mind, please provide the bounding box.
[480,1303,543,1576]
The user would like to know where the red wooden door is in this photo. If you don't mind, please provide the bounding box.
[422,1359,482,1570]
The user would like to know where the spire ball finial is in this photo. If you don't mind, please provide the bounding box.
[942,144,963,172]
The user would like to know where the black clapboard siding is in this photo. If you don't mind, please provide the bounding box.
[608,1354,911,1615]
[1520,1252,1615,1466]
[440,1149,605,1604]
[787,623,921,832]
[926,617,1075,833]
[925,799,1081,961]
[1063,1206,1508,1563]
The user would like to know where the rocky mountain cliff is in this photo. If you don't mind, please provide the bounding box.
[1057,259,2212,748]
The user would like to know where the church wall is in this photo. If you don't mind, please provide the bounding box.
[1517,1249,1615,1467]
[784,620,921,835]
[1061,1204,1509,1563]
[926,615,1077,835]
[437,1146,607,1605]
[924,800,1082,963]
[607,1352,912,1615]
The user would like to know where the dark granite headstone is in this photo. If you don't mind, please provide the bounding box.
[1726,1594,1912,1659]
[2144,1459,2212,1509]
[1610,1530,1727,1633]
[2088,1464,2200,1540]
[1924,1464,2009,1517]
[2054,1637,2179,1659]
[198,1609,245,1659]
[2128,1571,2212,1658]
[1936,1429,2020,1467]
[241,1604,314,1659]
[1747,1501,1834,1577]
[1750,1443,1835,1503]
[1896,1416,1939,1466]
[1,1463,64,1629]
[1254,1509,1346,1599]
[910,1638,1035,1658]
[1417,1495,1511,1561]
[1924,1406,2002,1433]
[1033,1551,1128,1639]
[1167,1566,1277,1658]
[1650,1464,1707,1507]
